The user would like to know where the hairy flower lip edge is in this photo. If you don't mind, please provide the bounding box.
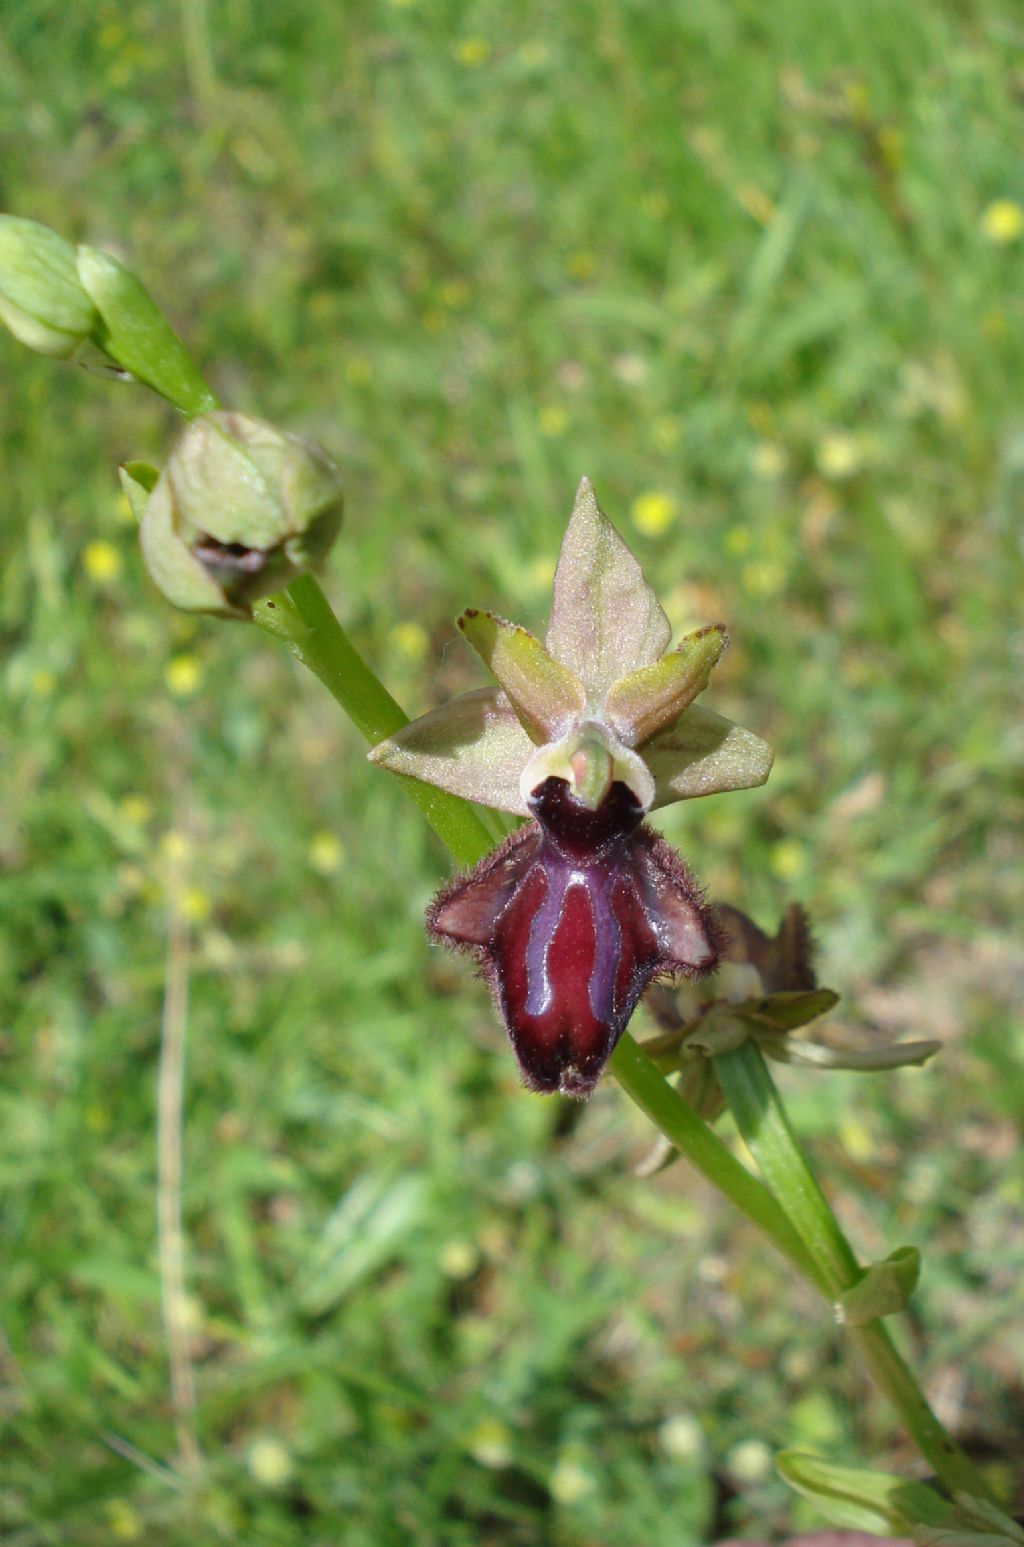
[428,775,726,1098]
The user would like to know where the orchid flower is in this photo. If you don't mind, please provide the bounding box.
[370,479,773,1097]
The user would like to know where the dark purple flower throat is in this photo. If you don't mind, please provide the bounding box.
[428,777,721,1097]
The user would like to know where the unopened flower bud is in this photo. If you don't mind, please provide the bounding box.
[140,410,343,618]
[0,216,98,358]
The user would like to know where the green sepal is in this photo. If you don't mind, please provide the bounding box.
[644,703,774,806]
[368,687,533,814]
[118,461,159,522]
[776,1450,951,1536]
[839,1246,921,1325]
[546,476,672,699]
[76,245,217,416]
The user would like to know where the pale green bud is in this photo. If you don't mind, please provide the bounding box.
[139,411,343,618]
[0,216,98,358]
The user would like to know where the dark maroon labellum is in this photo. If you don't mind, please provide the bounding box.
[428,777,721,1097]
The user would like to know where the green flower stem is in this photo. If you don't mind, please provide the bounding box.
[715,1039,992,1502]
[607,1036,828,1292]
[252,576,496,866]
[714,1038,858,1296]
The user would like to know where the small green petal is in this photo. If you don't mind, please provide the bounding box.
[645,704,774,807]
[118,461,159,522]
[546,477,671,701]
[770,1037,942,1071]
[457,608,586,743]
[605,624,727,745]
[368,687,533,814]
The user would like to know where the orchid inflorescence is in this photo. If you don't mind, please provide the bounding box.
[370,479,774,1096]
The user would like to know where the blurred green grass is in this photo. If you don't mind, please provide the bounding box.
[2,1,1023,1541]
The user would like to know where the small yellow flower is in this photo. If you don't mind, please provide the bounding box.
[658,1413,703,1461]
[466,1417,513,1469]
[421,306,446,334]
[104,1500,143,1542]
[247,1438,294,1488]
[770,839,806,879]
[30,667,56,697]
[389,621,428,661]
[83,541,123,584]
[538,403,568,437]
[840,1113,875,1162]
[727,1438,773,1483]
[456,37,490,66]
[816,431,862,480]
[629,490,676,537]
[751,441,788,479]
[981,198,1024,245]
[119,795,152,827]
[160,830,190,865]
[182,886,211,923]
[309,831,344,875]
[439,1239,479,1279]
[526,554,556,593]
[550,1448,597,1505]
[641,192,669,219]
[165,654,203,697]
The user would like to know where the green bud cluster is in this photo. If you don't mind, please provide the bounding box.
[139,411,344,618]
[0,217,98,358]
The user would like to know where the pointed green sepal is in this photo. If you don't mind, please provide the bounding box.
[118,461,159,522]
[604,624,728,746]
[546,477,672,700]
[368,688,534,814]
[776,1451,951,1536]
[0,216,98,357]
[458,608,586,743]
[644,703,774,806]
[838,1247,921,1326]
[75,245,217,415]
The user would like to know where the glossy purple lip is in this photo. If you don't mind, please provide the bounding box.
[428,777,721,1097]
